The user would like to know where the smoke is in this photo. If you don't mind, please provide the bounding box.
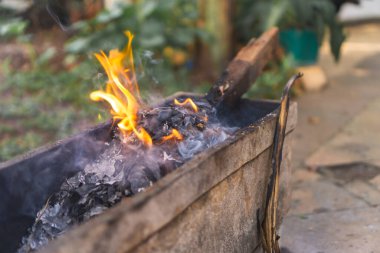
[0,128,112,253]
[46,4,70,32]
[45,0,75,33]
[18,97,237,252]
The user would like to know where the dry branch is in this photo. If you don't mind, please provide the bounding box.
[206,27,279,108]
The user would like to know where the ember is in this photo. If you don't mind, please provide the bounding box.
[174,98,199,112]
[161,129,183,142]
[19,32,236,252]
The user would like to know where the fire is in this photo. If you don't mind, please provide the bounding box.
[174,98,198,112]
[161,129,183,142]
[90,31,201,148]
[90,31,153,147]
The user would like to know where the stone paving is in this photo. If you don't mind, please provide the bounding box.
[280,23,380,253]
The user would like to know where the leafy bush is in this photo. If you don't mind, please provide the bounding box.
[236,0,345,61]
[0,17,29,41]
[245,55,297,99]
[0,47,106,161]
[65,0,211,95]
[66,0,209,53]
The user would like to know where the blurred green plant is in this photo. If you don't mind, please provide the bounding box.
[65,0,209,53]
[0,46,107,161]
[236,0,345,61]
[245,54,297,100]
[0,0,210,161]
[65,0,211,95]
[0,17,29,41]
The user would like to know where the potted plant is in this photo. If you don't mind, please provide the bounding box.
[236,0,346,65]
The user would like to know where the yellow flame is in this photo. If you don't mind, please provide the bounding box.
[174,98,198,112]
[90,31,152,147]
[90,31,202,148]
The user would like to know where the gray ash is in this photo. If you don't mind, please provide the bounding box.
[19,97,236,252]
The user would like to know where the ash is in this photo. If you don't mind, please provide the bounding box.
[19,98,236,252]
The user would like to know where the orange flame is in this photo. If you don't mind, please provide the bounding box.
[161,129,183,142]
[90,31,202,148]
[174,98,198,112]
[90,31,152,147]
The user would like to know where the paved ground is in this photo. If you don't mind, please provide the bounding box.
[280,23,380,253]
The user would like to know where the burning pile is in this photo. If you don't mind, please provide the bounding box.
[19,32,236,252]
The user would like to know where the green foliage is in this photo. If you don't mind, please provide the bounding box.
[0,0,209,161]
[245,55,297,99]
[236,0,345,61]
[0,17,29,41]
[0,48,106,162]
[65,0,209,54]
[65,0,210,96]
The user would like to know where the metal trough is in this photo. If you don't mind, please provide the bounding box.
[0,28,298,253]
[0,99,296,253]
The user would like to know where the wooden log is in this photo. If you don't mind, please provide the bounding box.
[206,28,279,108]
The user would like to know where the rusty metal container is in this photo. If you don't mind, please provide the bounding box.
[0,99,297,253]
[0,28,297,253]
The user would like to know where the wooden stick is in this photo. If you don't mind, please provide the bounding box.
[206,27,279,107]
[261,73,303,253]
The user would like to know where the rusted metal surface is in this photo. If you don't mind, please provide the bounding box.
[38,102,297,253]
[0,123,113,253]
[132,135,294,253]
[133,149,273,253]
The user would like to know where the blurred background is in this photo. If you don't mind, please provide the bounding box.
[2,1,380,252]
[0,0,376,161]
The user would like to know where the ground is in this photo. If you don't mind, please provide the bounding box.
[280,23,380,253]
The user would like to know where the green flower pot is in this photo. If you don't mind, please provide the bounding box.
[279,29,319,66]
